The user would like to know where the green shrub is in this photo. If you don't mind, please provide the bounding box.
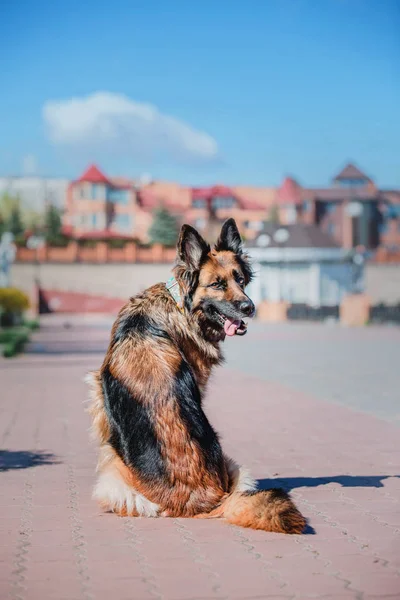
[23,318,40,330]
[0,288,30,313]
[108,238,129,249]
[78,238,97,248]
[14,234,27,247]
[2,330,29,357]
[47,234,71,247]
[0,327,30,357]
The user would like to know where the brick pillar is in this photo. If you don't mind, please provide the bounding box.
[340,293,370,326]
[96,242,108,263]
[124,242,137,262]
[67,241,79,262]
[152,244,163,263]
[257,301,288,322]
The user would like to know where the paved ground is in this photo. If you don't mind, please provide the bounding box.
[1,316,400,599]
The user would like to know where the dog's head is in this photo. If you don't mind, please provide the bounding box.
[174,218,255,341]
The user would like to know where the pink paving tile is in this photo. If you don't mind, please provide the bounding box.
[1,317,399,599]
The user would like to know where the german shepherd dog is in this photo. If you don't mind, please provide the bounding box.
[87,219,305,533]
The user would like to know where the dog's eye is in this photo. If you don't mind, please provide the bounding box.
[210,281,222,289]
[238,278,245,287]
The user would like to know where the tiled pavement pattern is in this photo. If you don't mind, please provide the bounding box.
[1,316,400,599]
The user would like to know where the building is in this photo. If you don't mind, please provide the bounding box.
[187,185,274,240]
[275,163,400,252]
[245,223,364,308]
[63,165,276,241]
[62,162,400,252]
[63,165,152,240]
[0,176,69,211]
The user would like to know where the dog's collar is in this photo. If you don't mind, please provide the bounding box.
[166,276,184,312]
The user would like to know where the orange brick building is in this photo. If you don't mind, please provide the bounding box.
[63,165,152,240]
[63,163,400,253]
[63,165,276,242]
[274,164,400,252]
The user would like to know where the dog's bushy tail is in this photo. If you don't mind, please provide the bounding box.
[219,488,306,534]
[198,459,306,534]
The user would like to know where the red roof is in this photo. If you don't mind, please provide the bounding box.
[192,187,213,200]
[192,185,235,200]
[333,163,372,183]
[191,185,265,210]
[78,164,111,185]
[277,177,302,205]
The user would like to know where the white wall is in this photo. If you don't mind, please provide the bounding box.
[256,261,359,306]
[9,262,400,306]
[11,263,173,300]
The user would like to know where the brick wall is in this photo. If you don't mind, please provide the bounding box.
[16,242,177,264]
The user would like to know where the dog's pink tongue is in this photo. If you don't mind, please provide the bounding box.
[224,318,241,336]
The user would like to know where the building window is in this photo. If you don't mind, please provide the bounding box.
[193,198,206,208]
[386,205,400,219]
[89,213,104,229]
[211,196,235,209]
[326,202,337,215]
[337,178,367,188]
[115,214,132,231]
[303,199,312,212]
[76,186,86,199]
[379,222,389,234]
[91,184,104,199]
[108,188,129,204]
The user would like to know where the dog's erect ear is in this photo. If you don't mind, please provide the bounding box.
[178,224,210,271]
[214,218,243,254]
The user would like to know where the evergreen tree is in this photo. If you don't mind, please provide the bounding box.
[7,206,24,236]
[149,206,179,246]
[44,204,62,242]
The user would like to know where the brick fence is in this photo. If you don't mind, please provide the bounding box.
[16,241,177,264]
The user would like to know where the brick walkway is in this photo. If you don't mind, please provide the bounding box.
[1,316,400,599]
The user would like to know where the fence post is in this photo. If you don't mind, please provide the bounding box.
[96,242,108,263]
[152,244,163,262]
[69,240,79,262]
[257,301,289,322]
[124,241,137,263]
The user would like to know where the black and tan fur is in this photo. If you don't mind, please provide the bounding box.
[87,219,306,533]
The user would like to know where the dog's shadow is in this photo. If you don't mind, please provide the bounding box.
[257,475,400,535]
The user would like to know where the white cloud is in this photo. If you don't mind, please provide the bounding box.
[43,92,219,165]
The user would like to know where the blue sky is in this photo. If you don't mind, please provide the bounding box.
[1,0,399,187]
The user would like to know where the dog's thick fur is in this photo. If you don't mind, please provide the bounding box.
[87,219,306,533]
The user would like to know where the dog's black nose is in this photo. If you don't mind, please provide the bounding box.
[238,300,255,316]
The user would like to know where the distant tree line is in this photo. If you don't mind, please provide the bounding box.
[0,192,63,243]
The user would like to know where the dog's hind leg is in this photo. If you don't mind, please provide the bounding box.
[93,445,160,517]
